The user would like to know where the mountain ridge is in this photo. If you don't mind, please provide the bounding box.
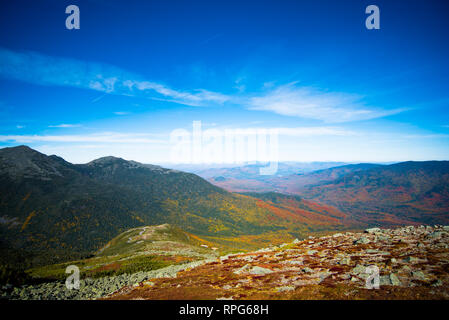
[299,160,449,226]
[0,146,354,268]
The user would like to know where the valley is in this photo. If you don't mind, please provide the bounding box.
[195,162,449,227]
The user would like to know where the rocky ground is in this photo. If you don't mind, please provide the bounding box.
[106,225,449,300]
[1,258,216,300]
[2,225,448,300]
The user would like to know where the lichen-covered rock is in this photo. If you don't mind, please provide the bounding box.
[365,228,381,234]
[276,286,295,292]
[354,237,370,245]
[248,266,273,275]
[351,265,367,275]
[389,273,401,286]
[412,270,427,281]
[302,267,314,273]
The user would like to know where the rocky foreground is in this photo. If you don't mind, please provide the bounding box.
[1,258,217,300]
[107,225,449,300]
[2,225,449,300]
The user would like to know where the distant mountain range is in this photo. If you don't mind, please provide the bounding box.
[0,146,353,267]
[269,163,384,194]
[170,161,349,178]
[300,161,449,226]
[178,162,351,193]
[198,161,449,226]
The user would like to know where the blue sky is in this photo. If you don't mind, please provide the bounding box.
[0,0,449,163]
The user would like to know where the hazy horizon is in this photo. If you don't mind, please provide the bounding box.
[2,144,446,168]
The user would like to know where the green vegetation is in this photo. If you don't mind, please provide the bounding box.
[27,254,174,281]
[86,255,171,278]
[25,224,216,284]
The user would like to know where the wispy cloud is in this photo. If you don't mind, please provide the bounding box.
[91,93,107,103]
[48,124,81,128]
[113,111,130,115]
[248,83,406,123]
[275,126,355,136]
[123,80,230,106]
[210,125,354,137]
[0,47,230,107]
[0,48,405,122]
[233,76,246,93]
[199,33,223,45]
[0,132,166,144]
[402,133,449,139]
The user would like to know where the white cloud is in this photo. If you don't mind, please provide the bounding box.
[0,47,230,108]
[209,126,354,137]
[233,77,246,92]
[0,48,406,121]
[0,132,166,144]
[248,83,406,123]
[402,133,449,139]
[275,127,355,136]
[124,80,230,106]
[48,124,81,128]
[89,76,118,93]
